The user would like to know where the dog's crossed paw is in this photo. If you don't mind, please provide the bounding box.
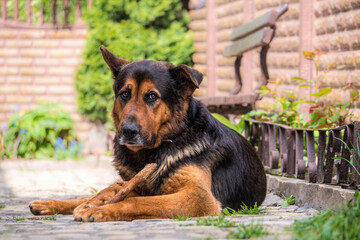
[73,205,117,222]
[29,200,59,215]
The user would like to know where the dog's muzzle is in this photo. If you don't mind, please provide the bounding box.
[119,123,145,146]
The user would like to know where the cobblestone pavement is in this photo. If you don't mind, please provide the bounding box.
[0,157,318,239]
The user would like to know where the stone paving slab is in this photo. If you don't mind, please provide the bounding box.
[0,157,317,240]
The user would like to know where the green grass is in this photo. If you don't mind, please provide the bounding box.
[41,214,57,221]
[227,223,268,239]
[281,194,295,208]
[175,213,189,221]
[223,203,266,215]
[89,186,99,194]
[291,190,360,240]
[178,206,269,239]
[10,216,24,222]
[196,215,238,228]
[0,204,5,209]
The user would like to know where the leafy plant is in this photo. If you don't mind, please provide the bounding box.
[223,203,266,215]
[298,50,358,128]
[252,50,359,129]
[258,79,306,128]
[75,0,193,126]
[227,223,268,239]
[0,204,5,208]
[291,190,360,240]
[1,104,83,160]
[281,194,296,208]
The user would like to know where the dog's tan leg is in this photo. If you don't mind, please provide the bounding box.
[73,165,222,222]
[73,181,139,216]
[29,197,90,215]
[29,181,130,215]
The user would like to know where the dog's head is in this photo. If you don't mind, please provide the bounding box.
[100,46,203,152]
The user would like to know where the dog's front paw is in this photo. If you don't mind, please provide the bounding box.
[29,200,60,215]
[73,205,120,222]
[73,206,99,222]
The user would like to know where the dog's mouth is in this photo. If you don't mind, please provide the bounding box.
[118,133,155,147]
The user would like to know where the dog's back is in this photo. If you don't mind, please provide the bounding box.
[185,99,267,209]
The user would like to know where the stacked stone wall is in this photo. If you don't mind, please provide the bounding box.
[0,27,91,141]
[189,1,208,97]
[313,0,360,110]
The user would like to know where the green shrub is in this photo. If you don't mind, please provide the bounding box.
[75,0,194,126]
[291,190,360,240]
[1,104,83,160]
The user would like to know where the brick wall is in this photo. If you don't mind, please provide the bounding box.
[0,27,92,142]
[189,0,360,118]
[313,0,360,110]
[189,0,208,97]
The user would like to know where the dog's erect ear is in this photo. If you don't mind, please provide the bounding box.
[100,45,130,77]
[169,64,203,97]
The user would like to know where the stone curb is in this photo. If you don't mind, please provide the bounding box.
[266,174,356,210]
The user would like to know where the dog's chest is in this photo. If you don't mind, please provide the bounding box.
[113,137,211,195]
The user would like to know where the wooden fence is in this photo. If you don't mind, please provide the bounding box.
[245,120,360,190]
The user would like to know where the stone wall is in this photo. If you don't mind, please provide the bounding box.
[0,27,92,142]
[189,0,360,117]
[313,0,360,106]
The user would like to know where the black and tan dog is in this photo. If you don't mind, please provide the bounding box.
[29,46,266,222]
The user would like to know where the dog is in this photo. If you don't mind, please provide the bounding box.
[29,46,266,222]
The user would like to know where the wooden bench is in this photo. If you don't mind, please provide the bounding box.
[199,4,288,115]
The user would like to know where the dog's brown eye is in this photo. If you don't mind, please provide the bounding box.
[119,90,131,101]
[149,93,157,100]
[145,92,159,104]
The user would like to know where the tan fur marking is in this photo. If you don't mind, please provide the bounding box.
[29,197,90,215]
[149,139,210,185]
[72,165,221,222]
[114,165,137,180]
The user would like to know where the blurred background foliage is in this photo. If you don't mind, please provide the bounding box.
[5,0,88,25]
[75,0,194,126]
[1,104,83,160]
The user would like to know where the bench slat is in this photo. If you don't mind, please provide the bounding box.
[229,4,288,41]
[223,27,274,57]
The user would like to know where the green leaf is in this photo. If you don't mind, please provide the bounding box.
[222,208,233,216]
[303,51,315,59]
[281,195,295,207]
[310,87,332,97]
[350,88,359,101]
[292,77,310,83]
[287,94,297,99]
[212,113,241,134]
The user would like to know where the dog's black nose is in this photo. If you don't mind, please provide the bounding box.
[121,124,139,139]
